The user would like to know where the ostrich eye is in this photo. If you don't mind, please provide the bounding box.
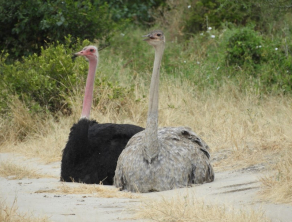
[90,49,94,52]
[157,33,161,36]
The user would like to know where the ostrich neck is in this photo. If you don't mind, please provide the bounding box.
[80,58,98,119]
[143,43,165,163]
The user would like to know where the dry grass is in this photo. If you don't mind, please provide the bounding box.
[0,161,50,180]
[37,182,140,199]
[1,78,291,169]
[134,193,271,222]
[158,79,292,171]
[0,96,52,144]
[0,197,49,222]
[259,147,292,204]
[0,95,73,163]
[0,119,71,163]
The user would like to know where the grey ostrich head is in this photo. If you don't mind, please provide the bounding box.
[143,30,165,47]
[74,45,98,61]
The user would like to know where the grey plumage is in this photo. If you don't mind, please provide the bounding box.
[114,30,214,193]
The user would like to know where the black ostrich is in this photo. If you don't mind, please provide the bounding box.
[60,46,144,185]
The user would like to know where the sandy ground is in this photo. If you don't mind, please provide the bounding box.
[0,153,292,222]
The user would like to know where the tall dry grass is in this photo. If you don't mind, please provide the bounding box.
[259,147,292,204]
[158,78,292,171]
[134,193,270,222]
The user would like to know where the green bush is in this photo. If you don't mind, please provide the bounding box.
[223,26,292,93]
[0,0,168,61]
[108,0,165,24]
[0,0,123,60]
[184,0,220,33]
[182,0,288,35]
[225,27,263,67]
[259,39,292,94]
[0,36,135,115]
[0,38,85,114]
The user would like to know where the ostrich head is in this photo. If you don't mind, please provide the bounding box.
[74,45,98,61]
[143,30,165,47]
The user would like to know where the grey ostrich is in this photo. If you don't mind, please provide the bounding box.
[61,46,143,185]
[114,31,214,193]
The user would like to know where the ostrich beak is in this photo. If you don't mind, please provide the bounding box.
[71,49,84,60]
[71,54,78,59]
[143,33,155,41]
[143,32,158,42]
[74,51,83,56]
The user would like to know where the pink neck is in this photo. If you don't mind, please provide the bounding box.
[80,58,98,119]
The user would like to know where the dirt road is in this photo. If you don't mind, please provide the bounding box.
[0,153,291,222]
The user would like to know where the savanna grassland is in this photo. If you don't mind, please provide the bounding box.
[1,0,292,221]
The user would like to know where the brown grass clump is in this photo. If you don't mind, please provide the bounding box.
[135,193,270,222]
[0,95,68,163]
[0,114,72,163]
[0,198,49,222]
[38,183,140,199]
[0,96,52,144]
[259,147,292,204]
[0,161,50,180]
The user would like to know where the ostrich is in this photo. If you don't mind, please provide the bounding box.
[114,31,214,192]
[60,46,144,185]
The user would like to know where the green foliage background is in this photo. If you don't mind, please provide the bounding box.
[1,0,292,116]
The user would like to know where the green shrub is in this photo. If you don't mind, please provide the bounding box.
[0,0,168,61]
[108,0,165,24]
[223,26,292,93]
[225,27,264,68]
[180,0,288,35]
[0,0,123,60]
[0,37,133,115]
[258,40,292,94]
[0,38,85,114]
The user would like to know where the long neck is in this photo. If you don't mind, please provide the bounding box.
[80,58,98,119]
[142,43,165,163]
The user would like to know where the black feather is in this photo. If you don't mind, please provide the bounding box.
[60,118,144,185]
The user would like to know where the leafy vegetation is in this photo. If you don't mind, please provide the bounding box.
[0,37,132,116]
[0,0,292,132]
[0,38,85,114]
[0,0,126,60]
[225,27,264,67]
[162,0,289,36]
[0,0,167,61]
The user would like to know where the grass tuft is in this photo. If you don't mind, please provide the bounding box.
[0,161,51,180]
[134,193,270,222]
[0,197,49,222]
[259,147,292,204]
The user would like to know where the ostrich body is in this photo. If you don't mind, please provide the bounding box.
[61,46,143,185]
[114,31,214,192]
